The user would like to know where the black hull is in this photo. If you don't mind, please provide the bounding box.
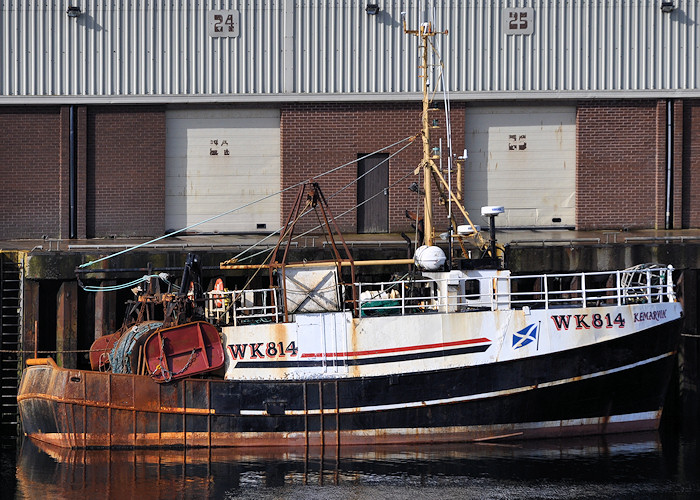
[17,319,682,448]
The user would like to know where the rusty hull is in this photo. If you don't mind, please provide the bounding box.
[18,338,673,450]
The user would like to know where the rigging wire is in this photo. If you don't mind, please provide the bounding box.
[224,137,418,265]
[429,37,457,222]
[415,167,421,251]
[78,135,416,270]
[218,40,456,268]
[295,159,420,240]
[80,31,455,276]
[231,157,422,266]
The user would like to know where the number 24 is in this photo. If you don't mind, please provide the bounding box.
[213,14,236,33]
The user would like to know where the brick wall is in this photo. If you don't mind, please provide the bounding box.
[3,99,696,240]
[280,101,466,237]
[86,106,166,238]
[576,100,666,230]
[682,99,700,228]
[0,106,62,239]
[0,105,166,239]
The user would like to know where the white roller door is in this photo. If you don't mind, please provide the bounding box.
[165,108,280,233]
[464,106,576,228]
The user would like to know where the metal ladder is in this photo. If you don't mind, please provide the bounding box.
[0,254,22,447]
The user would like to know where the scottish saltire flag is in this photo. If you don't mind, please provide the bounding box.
[513,323,539,349]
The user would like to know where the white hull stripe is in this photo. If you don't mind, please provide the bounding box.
[237,351,674,417]
[332,410,661,436]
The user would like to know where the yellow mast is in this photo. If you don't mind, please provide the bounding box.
[402,17,440,246]
[419,24,434,246]
[403,14,488,254]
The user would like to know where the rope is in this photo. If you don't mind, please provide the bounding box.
[78,135,417,269]
[80,273,173,293]
[231,140,419,264]
[327,139,417,201]
[222,135,418,265]
[1,349,96,354]
[295,158,420,240]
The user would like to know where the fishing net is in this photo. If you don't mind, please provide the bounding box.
[109,321,163,374]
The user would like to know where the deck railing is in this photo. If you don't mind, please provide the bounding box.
[205,266,676,324]
[357,266,676,316]
[204,287,281,326]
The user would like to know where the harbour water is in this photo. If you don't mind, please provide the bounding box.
[3,425,700,499]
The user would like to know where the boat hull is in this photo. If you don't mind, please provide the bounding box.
[17,317,681,448]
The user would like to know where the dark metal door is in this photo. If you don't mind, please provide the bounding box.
[357,153,389,233]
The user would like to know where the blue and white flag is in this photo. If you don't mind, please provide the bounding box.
[513,323,539,349]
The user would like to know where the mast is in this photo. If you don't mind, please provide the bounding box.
[420,24,434,246]
[403,13,489,255]
[403,15,443,247]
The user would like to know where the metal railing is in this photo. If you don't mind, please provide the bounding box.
[204,288,282,326]
[205,266,676,324]
[507,266,676,310]
[357,266,676,317]
[357,278,444,316]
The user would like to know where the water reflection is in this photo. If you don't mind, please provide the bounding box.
[12,431,700,499]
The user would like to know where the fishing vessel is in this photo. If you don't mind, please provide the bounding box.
[17,19,683,449]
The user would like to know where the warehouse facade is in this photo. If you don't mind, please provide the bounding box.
[1,0,699,239]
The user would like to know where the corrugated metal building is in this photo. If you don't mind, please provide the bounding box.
[3,0,698,98]
[1,0,699,238]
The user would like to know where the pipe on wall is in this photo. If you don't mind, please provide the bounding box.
[665,99,674,230]
[69,105,77,239]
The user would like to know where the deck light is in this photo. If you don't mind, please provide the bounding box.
[366,4,380,15]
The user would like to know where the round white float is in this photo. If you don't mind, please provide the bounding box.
[414,245,446,271]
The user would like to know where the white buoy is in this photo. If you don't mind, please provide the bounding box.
[414,245,446,271]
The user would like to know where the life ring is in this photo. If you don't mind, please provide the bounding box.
[213,278,225,308]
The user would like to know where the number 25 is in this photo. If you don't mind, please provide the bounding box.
[509,11,528,30]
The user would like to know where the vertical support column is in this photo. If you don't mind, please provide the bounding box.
[94,281,117,340]
[56,281,78,368]
[22,280,40,360]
